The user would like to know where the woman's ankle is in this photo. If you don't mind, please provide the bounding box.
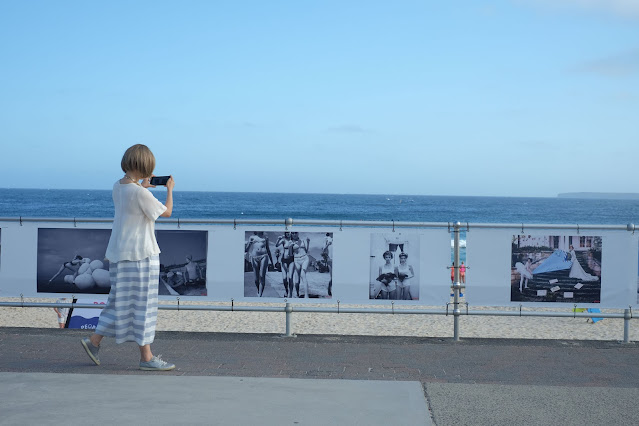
[139,344,153,362]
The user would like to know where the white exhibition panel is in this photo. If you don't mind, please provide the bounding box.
[0,221,115,298]
[467,228,639,309]
[0,221,452,305]
[167,224,452,305]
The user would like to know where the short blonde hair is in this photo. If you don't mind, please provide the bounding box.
[121,144,155,177]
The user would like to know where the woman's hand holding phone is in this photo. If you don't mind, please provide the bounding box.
[165,176,175,190]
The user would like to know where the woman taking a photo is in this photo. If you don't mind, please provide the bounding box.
[80,144,176,371]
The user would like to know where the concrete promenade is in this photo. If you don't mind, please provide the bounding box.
[1,327,638,425]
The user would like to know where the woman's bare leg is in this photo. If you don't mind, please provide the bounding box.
[139,344,153,362]
[258,256,268,296]
[251,258,260,295]
[281,263,288,296]
[49,264,72,283]
[293,263,301,297]
[300,258,310,297]
[287,265,296,297]
[89,333,103,347]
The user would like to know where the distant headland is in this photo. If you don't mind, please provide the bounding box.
[557,192,639,200]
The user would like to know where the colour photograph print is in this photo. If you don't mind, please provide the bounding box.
[244,231,333,298]
[511,235,602,303]
[157,230,208,297]
[369,233,420,300]
[37,228,112,294]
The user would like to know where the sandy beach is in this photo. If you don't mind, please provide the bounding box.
[0,297,636,342]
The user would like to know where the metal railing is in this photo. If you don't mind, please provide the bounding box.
[0,299,634,342]
[3,216,634,231]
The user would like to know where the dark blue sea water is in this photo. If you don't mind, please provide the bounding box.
[1,188,639,225]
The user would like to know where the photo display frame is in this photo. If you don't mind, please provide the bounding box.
[0,221,452,305]
[2,221,637,308]
[467,228,638,308]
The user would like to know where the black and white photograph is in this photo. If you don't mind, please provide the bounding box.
[244,231,333,298]
[38,228,207,296]
[511,235,602,303]
[37,228,112,294]
[369,233,420,300]
[157,230,208,296]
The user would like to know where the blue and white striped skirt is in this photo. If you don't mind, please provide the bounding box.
[95,255,159,346]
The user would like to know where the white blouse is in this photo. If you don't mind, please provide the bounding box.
[105,181,167,263]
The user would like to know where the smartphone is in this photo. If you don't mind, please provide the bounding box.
[150,176,170,186]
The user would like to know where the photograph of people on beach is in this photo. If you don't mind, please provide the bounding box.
[157,230,207,296]
[37,228,112,294]
[369,233,420,300]
[37,228,208,296]
[244,231,333,298]
[511,235,602,303]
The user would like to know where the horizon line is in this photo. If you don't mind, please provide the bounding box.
[0,187,619,199]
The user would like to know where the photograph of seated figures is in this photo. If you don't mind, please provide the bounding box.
[157,230,208,297]
[369,232,420,301]
[244,230,333,298]
[511,234,602,303]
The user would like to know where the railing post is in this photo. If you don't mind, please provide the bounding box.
[453,221,461,341]
[283,302,296,337]
[623,308,631,343]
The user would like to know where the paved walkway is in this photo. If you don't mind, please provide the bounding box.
[1,327,638,425]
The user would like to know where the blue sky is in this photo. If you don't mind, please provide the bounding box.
[1,0,637,197]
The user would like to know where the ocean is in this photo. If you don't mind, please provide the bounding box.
[2,188,639,225]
